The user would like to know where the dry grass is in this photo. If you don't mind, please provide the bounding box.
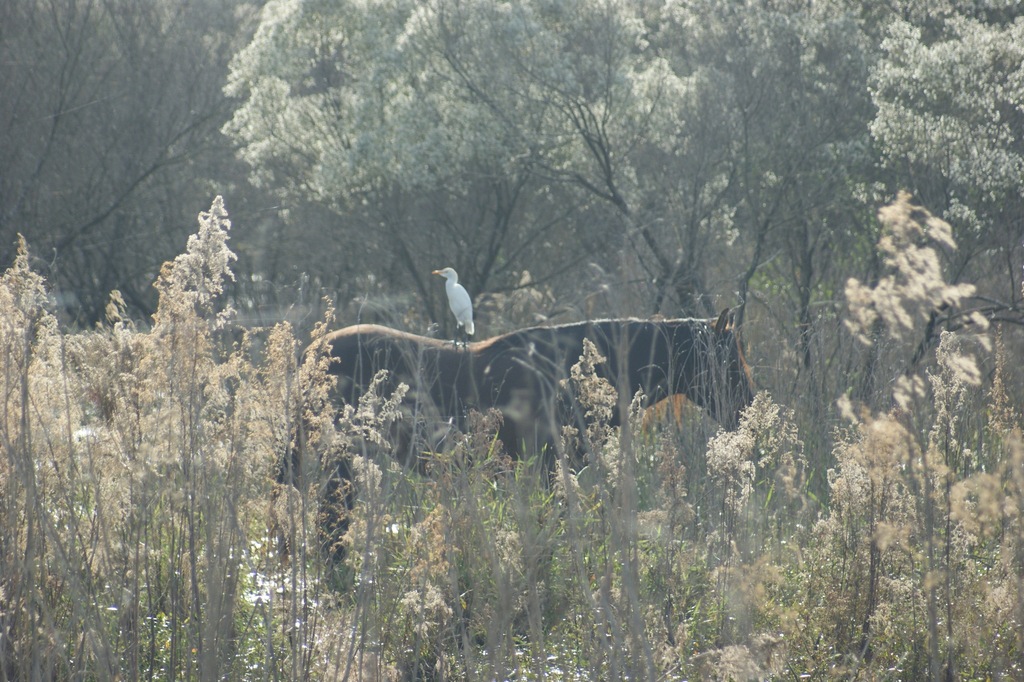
[1,195,1020,680]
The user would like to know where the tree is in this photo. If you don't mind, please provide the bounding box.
[0,0,256,324]
[870,12,1024,348]
[225,0,736,327]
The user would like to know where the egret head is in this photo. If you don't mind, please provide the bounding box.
[432,267,458,282]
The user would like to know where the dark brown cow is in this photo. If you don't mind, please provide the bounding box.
[323,310,755,464]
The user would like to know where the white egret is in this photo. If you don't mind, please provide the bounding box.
[432,267,474,343]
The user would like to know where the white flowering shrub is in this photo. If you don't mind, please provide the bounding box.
[871,17,1024,236]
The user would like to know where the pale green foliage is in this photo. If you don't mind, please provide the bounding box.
[871,17,1024,231]
[224,0,685,206]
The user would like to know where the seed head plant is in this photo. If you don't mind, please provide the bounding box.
[1,191,1021,680]
[806,192,1023,679]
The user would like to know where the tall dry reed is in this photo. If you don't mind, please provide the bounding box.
[1,191,1020,680]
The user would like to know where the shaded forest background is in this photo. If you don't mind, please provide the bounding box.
[2,0,1024,679]
[5,0,1022,341]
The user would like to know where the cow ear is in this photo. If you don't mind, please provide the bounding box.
[714,308,732,335]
